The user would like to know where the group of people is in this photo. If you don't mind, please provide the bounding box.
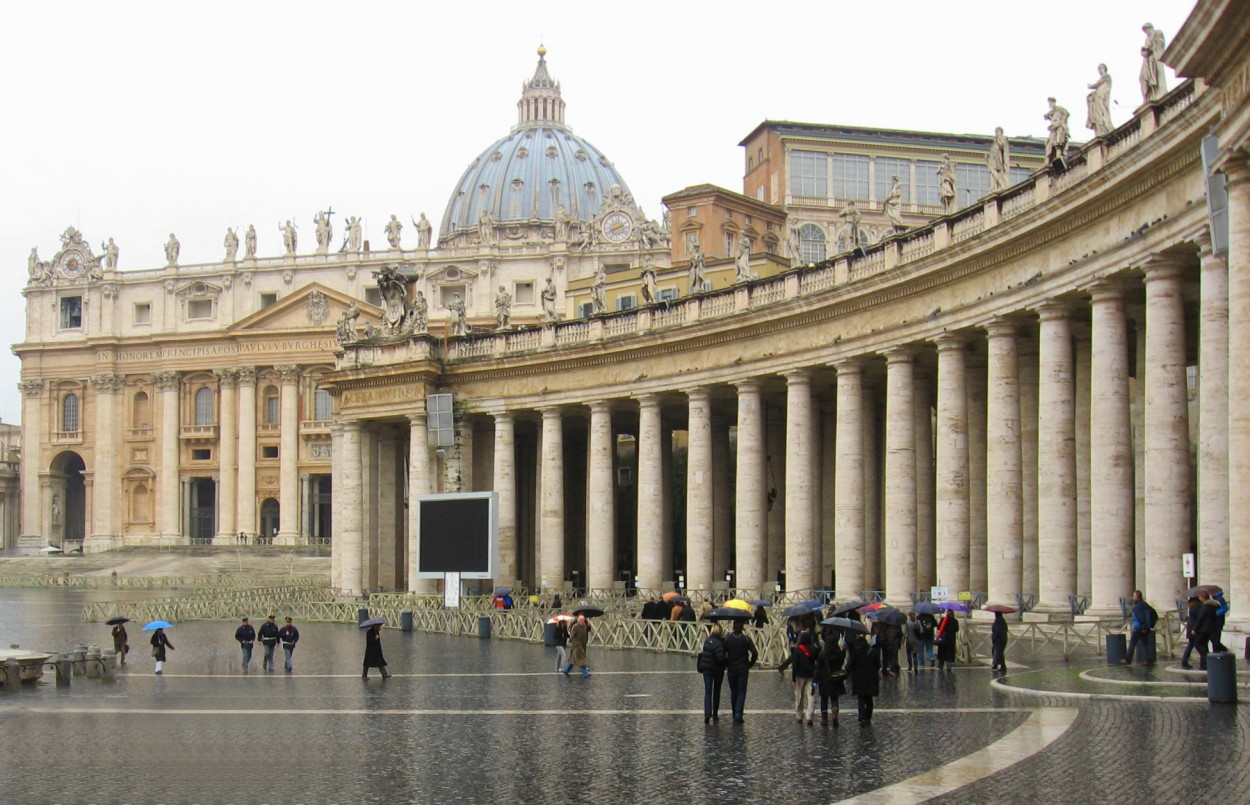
[551,613,592,678]
[233,615,300,672]
[1181,589,1231,670]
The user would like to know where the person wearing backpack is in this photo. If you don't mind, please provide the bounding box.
[1121,590,1157,666]
[696,624,728,724]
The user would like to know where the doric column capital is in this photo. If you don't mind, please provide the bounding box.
[588,400,613,416]
[492,409,513,425]
[19,378,43,397]
[782,368,811,386]
[683,387,710,404]
[833,355,864,375]
[340,419,363,434]
[1036,300,1073,322]
[406,411,427,426]
[1216,152,1250,185]
[213,368,239,389]
[1087,278,1127,304]
[539,405,563,420]
[1141,255,1188,283]
[934,331,971,352]
[275,364,300,385]
[984,316,1018,339]
[152,370,181,391]
[634,393,660,410]
[883,345,914,364]
[236,366,257,384]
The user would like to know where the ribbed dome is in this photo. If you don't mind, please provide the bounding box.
[438,49,636,241]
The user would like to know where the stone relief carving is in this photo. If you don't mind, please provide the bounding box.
[153,371,181,390]
[91,373,126,392]
[374,265,411,336]
[276,365,300,384]
[19,379,44,397]
[212,368,238,387]
[306,290,330,326]
[237,366,257,384]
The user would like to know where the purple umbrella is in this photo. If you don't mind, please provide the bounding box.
[937,602,969,612]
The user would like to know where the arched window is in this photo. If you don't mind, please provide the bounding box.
[61,393,80,433]
[314,388,333,422]
[799,223,826,263]
[131,484,150,523]
[194,387,214,426]
[837,228,869,254]
[264,385,280,425]
[132,391,150,430]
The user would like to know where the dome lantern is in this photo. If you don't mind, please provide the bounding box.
[517,45,566,129]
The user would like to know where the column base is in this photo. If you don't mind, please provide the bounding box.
[1078,605,1124,620]
[275,531,300,547]
[212,533,237,546]
[1031,601,1074,618]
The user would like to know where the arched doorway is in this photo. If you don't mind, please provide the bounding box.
[48,451,86,547]
[260,498,279,544]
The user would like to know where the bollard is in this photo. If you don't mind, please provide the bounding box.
[478,616,492,639]
[54,655,71,687]
[543,622,557,647]
[1106,633,1127,666]
[357,608,370,626]
[400,611,414,632]
[1244,635,1249,662]
[71,646,87,677]
[101,650,117,681]
[3,658,21,689]
[85,645,102,679]
[1207,652,1238,703]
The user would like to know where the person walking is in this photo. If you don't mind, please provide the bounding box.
[918,611,938,665]
[1180,596,1202,669]
[1120,590,1157,666]
[234,617,255,671]
[278,617,300,673]
[696,624,728,724]
[563,614,591,677]
[846,632,881,726]
[990,611,1009,672]
[1189,591,1218,670]
[906,611,924,672]
[935,609,960,670]
[149,627,174,675]
[258,614,280,672]
[111,621,129,666]
[723,620,759,724]
[752,604,768,629]
[553,618,570,672]
[362,623,391,680]
[815,624,847,725]
[791,617,820,725]
[1211,591,1230,653]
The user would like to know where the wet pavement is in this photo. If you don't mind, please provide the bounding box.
[0,589,1246,805]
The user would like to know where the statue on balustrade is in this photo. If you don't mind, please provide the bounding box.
[28,247,50,285]
[687,243,706,294]
[542,277,560,322]
[640,255,659,304]
[102,237,119,270]
[280,220,297,255]
[448,293,469,336]
[839,202,863,251]
[735,236,756,282]
[883,176,906,232]
[415,213,432,249]
[495,286,513,329]
[409,290,429,333]
[1139,24,1167,104]
[591,264,607,313]
[1044,98,1071,167]
[786,222,803,267]
[165,233,181,267]
[1086,64,1114,137]
[244,224,257,259]
[937,154,957,212]
[314,211,333,254]
[335,302,361,346]
[987,127,1010,192]
[224,228,239,262]
[338,216,362,253]
[385,214,403,249]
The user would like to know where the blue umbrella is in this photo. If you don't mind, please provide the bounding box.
[800,599,825,612]
[142,620,173,631]
[748,599,772,607]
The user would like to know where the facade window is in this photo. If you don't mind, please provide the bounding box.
[515,282,535,305]
[658,288,679,302]
[955,163,992,208]
[832,154,870,200]
[799,223,827,263]
[1009,166,1032,185]
[61,393,80,433]
[262,445,279,459]
[314,388,333,421]
[439,284,466,307]
[615,295,637,311]
[725,232,735,257]
[789,150,828,197]
[259,292,278,309]
[187,299,214,319]
[191,448,211,461]
[684,231,700,257]
[758,147,764,164]
[725,210,733,220]
[60,296,83,329]
[874,157,912,203]
[194,387,214,426]
[364,287,382,307]
[132,392,150,429]
[915,160,941,206]
[264,386,280,424]
[687,206,696,217]
[578,302,594,317]
[133,303,151,325]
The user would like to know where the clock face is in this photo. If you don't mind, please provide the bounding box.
[601,211,633,243]
[59,251,85,278]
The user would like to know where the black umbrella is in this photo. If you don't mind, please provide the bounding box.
[359,617,387,629]
[748,599,772,607]
[702,607,753,621]
[782,603,820,619]
[830,601,866,616]
[870,608,908,626]
[106,616,130,626]
[571,605,605,618]
[914,602,944,615]
[820,616,870,634]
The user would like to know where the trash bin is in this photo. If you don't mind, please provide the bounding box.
[357,608,370,626]
[478,616,491,639]
[1208,652,1238,703]
[1135,630,1157,665]
[1244,635,1249,662]
[543,622,557,647]
[400,611,414,632]
[1106,633,1127,666]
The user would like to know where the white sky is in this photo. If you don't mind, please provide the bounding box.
[0,0,1193,422]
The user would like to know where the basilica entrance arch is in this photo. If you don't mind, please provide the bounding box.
[47,451,86,548]
[260,498,280,544]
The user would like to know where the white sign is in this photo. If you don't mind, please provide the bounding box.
[931,586,950,603]
[1182,553,1196,578]
[443,572,461,608]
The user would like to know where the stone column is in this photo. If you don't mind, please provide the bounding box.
[914,367,935,591]
[985,318,1022,605]
[89,374,123,544]
[660,423,675,583]
[820,401,838,588]
[1143,259,1192,606]
[213,369,238,544]
[765,405,786,584]
[407,412,434,593]
[493,410,517,584]
[376,432,399,588]
[1036,303,1077,612]
[18,379,43,541]
[236,368,257,537]
[1225,158,1250,629]
[967,356,988,593]
[330,423,343,588]
[883,349,917,605]
[862,384,881,591]
[1073,327,1093,596]
[834,359,865,596]
[155,371,181,540]
[1089,281,1135,614]
[635,398,662,590]
[1197,239,1229,589]
[338,420,364,595]
[1018,337,1040,596]
[734,381,766,591]
[783,371,815,593]
[276,365,300,543]
[587,402,615,591]
[935,334,970,593]
[686,388,714,592]
[711,413,732,582]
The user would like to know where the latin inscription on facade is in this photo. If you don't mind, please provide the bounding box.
[341,385,422,407]
[97,338,336,363]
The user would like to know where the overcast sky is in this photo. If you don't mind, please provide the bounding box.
[0,1,1193,422]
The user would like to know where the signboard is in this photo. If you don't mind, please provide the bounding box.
[443,572,461,608]
[1182,553,1196,579]
[416,491,499,579]
[931,585,950,603]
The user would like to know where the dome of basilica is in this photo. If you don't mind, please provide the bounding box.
[438,48,639,245]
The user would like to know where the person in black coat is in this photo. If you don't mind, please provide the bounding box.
[752,605,768,629]
[696,625,728,724]
[845,633,881,726]
[149,628,174,675]
[791,618,820,725]
[815,626,847,725]
[258,614,280,672]
[990,612,1008,672]
[935,610,960,670]
[723,620,759,723]
[234,617,256,672]
[362,623,391,680]
[278,617,300,673]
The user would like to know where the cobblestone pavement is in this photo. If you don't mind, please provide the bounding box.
[1,590,1246,804]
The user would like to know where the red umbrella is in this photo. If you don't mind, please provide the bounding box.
[984,604,1017,614]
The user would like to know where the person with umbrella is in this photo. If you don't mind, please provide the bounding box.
[234,617,256,672]
[696,624,728,724]
[723,619,759,723]
[790,616,820,725]
[562,613,592,678]
[362,620,391,679]
[108,618,129,666]
[278,617,300,673]
[935,607,960,670]
[815,621,847,725]
[845,628,881,726]
[149,626,174,675]
[258,614,280,672]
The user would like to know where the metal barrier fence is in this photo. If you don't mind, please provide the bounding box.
[2,574,329,590]
[79,586,335,623]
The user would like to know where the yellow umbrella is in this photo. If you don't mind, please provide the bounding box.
[723,598,753,612]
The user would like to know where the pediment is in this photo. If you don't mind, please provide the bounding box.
[229,283,380,333]
[175,280,223,299]
[426,264,480,283]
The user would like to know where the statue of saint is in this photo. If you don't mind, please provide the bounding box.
[1139,24,1167,104]
[1044,97,1071,166]
[245,224,257,259]
[165,233,181,267]
[448,293,469,336]
[591,265,607,314]
[987,128,1010,192]
[495,286,512,329]
[415,213,432,249]
[478,210,497,246]
[224,228,239,262]
[937,154,957,212]
[410,290,428,333]
[687,243,706,294]
[1086,64,1114,137]
[314,211,332,254]
[51,493,62,534]
[883,176,906,232]
[102,237,119,270]
[787,222,804,267]
[541,277,559,322]
[336,302,361,346]
[640,255,658,304]
[280,220,297,255]
[839,202,863,251]
[339,216,362,253]
[384,214,403,249]
[28,247,47,284]
[735,236,754,282]
[554,204,569,242]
